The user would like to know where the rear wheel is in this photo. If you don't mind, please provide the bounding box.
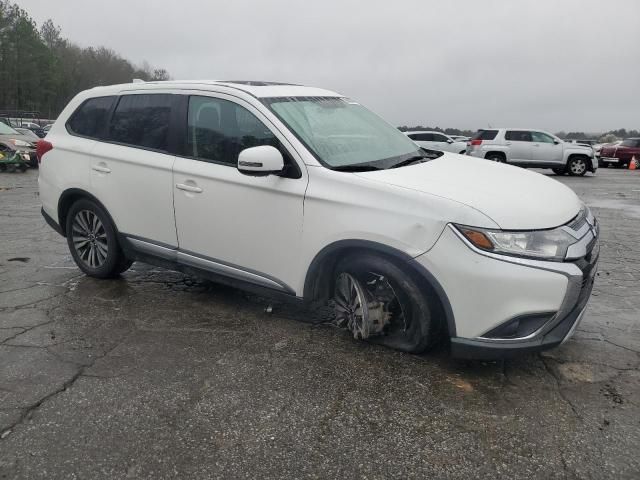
[65,199,132,278]
[485,153,505,163]
[332,254,441,353]
[567,156,588,176]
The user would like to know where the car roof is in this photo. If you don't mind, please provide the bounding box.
[82,80,343,99]
[404,130,448,135]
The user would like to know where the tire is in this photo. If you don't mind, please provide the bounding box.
[552,168,566,175]
[459,150,466,155]
[65,199,132,278]
[332,253,441,353]
[567,156,588,176]
[485,153,505,163]
[18,164,27,172]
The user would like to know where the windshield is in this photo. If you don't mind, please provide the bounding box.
[620,139,640,147]
[0,122,19,135]
[263,97,422,169]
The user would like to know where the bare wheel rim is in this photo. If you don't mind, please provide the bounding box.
[570,159,586,174]
[72,209,108,268]
[334,271,405,340]
[334,273,370,339]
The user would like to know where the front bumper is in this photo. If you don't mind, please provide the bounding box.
[416,209,599,359]
[450,269,594,359]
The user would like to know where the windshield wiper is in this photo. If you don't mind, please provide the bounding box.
[389,155,428,169]
[332,164,382,172]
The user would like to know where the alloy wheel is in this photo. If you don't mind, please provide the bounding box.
[570,158,586,175]
[71,210,108,268]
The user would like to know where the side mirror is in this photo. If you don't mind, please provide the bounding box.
[446,139,453,144]
[553,140,560,144]
[237,145,284,176]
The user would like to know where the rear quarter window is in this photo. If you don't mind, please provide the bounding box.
[471,130,498,141]
[66,96,116,139]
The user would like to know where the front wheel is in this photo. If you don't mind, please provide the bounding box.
[65,199,132,278]
[567,156,588,176]
[332,254,441,353]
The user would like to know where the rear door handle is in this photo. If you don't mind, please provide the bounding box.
[176,183,203,193]
[92,164,111,173]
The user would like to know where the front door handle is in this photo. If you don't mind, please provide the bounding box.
[176,183,203,193]
[92,164,111,173]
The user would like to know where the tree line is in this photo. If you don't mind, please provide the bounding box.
[0,1,170,119]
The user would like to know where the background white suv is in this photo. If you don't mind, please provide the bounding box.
[404,131,467,154]
[466,128,597,176]
[37,81,599,359]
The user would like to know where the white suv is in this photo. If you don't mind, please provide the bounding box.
[404,131,467,154]
[466,128,597,176]
[37,81,599,359]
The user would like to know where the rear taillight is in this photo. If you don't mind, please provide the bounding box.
[36,140,53,164]
[470,139,482,146]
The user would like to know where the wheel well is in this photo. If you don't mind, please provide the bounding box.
[303,241,455,336]
[567,153,590,162]
[57,189,114,237]
[484,151,506,161]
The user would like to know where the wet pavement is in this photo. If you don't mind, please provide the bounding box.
[1,168,639,479]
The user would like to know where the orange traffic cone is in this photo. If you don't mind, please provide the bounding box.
[630,156,637,170]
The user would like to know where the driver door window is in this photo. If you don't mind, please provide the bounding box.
[186,96,279,166]
[531,132,556,144]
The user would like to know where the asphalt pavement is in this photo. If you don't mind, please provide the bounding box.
[0,168,639,479]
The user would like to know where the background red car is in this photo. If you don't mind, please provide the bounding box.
[599,138,640,168]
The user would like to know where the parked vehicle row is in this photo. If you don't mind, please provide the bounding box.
[466,129,596,176]
[0,121,38,167]
[598,138,640,168]
[38,80,599,359]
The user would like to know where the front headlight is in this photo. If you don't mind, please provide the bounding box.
[10,139,31,148]
[455,224,576,261]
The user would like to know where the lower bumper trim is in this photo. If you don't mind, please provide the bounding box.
[450,299,589,360]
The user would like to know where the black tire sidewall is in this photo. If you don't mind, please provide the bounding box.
[65,199,124,278]
[334,254,436,353]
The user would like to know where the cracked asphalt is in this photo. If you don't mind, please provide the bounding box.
[1,168,639,479]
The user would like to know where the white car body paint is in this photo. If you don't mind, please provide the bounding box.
[39,80,597,358]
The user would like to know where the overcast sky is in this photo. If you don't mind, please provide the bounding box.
[19,0,640,132]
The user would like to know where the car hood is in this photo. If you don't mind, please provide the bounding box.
[354,153,582,230]
[566,143,593,152]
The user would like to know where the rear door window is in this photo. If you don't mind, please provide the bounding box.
[432,133,449,142]
[505,131,532,142]
[409,133,433,141]
[66,96,116,139]
[108,94,174,152]
[471,130,498,140]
